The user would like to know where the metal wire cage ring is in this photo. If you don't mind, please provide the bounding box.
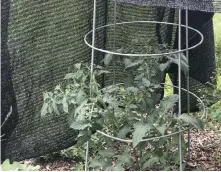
[96,84,206,143]
[84,20,204,57]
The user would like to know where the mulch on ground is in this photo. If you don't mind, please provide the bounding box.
[22,130,221,171]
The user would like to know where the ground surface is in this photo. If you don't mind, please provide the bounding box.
[21,130,221,171]
[184,131,221,171]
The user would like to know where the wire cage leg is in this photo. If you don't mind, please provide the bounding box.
[178,8,191,170]
[178,8,183,171]
[185,9,192,162]
[113,0,117,84]
[85,0,97,171]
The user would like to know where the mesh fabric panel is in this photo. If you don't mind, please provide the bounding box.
[4,0,107,161]
[1,0,19,161]
[115,0,221,12]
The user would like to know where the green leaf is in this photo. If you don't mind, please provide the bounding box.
[170,135,187,161]
[159,156,167,164]
[112,163,124,171]
[48,105,53,114]
[74,99,88,120]
[142,77,151,87]
[89,159,106,168]
[161,94,179,110]
[102,85,119,93]
[62,97,69,113]
[157,124,167,135]
[99,149,115,158]
[116,48,123,53]
[129,104,138,109]
[117,125,131,139]
[1,159,21,171]
[52,101,60,115]
[105,166,114,171]
[74,63,81,69]
[132,122,150,148]
[134,73,144,81]
[140,152,151,164]
[25,164,41,171]
[123,58,132,68]
[102,94,118,109]
[125,60,142,69]
[70,120,91,130]
[118,152,132,165]
[124,73,134,87]
[76,90,87,104]
[163,166,172,171]
[159,61,171,72]
[142,157,159,169]
[41,103,48,117]
[76,131,92,145]
[126,87,139,93]
[1,159,40,171]
[97,70,111,76]
[73,162,84,171]
[64,73,75,80]
[171,135,179,146]
[55,84,61,91]
[177,114,204,130]
[103,136,114,146]
[43,92,53,100]
[92,121,103,131]
[77,130,87,137]
[104,53,113,66]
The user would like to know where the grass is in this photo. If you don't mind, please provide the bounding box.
[214,14,221,60]
[214,14,221,88]
[207,14,221,123]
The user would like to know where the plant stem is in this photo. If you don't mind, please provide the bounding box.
[133,148,140,170]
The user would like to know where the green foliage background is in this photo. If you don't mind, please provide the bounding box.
[214,14,221,87]
[207,14,221,128]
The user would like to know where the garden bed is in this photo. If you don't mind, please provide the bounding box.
[21,130,221,171]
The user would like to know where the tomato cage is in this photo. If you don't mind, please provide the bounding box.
[83,0,214,171]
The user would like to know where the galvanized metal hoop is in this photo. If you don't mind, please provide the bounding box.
[84,20,204,57]
[96,83,206,143]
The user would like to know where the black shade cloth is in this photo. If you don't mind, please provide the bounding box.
[115,0,221,12]
[1,0,19,162]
